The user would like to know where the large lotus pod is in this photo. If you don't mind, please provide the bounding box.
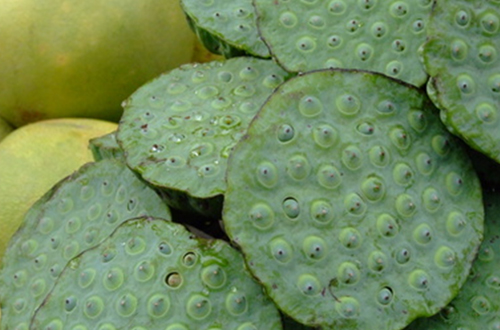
[222,69,484,329]
[30,217,283,330]
[89,131,125,162]
[422,0,500,162]
[253,0,431,86]
[117,57,291,202]
[181,0,269,58]
[0,159,171,329]
[407,188,500,329]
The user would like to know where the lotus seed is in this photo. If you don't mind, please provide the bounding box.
[297,274,321,296]
[186,294,211,320]
[340,227,362,249]
[103,267,124,291]
[201,264,227,288]
[134,261,155,282]
[84,296,104,319]
[249,203,275,229]
[182,252,197,267]
[303,236,327,260]
[282,197,300,219]
[116,293,138,317]
[147,294,170,318]
[337,262,361,285]
[270,238,294,263]
[335,296,360,318]
[286,155,311,180]
[344,193,366,216]
[226,292,248,315]
[256,161,279,188]
[369,145,390,167]
[377,213,399,237]
[313,124,338,148]
[165,272,183,288]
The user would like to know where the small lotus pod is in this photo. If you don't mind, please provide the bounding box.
[29,217,283,329]
[181,0,269,58]
[253,0,432,86]
[422,0,500,162]
[222,69,484,330]
[117,57,291,214]
[0,159,171,329]
[407,188,500,329]
[89,131,125,162]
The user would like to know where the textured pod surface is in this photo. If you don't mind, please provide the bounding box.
[117,57,291,199]
[253,0,431,86]
[422,0,500,162]
[181,0,269,58]
[30,217,282,329]
[89,131,125,162]
[407,188,500,329]
[0,159,171,329]
[223,69,484,329]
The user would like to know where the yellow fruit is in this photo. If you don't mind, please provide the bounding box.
[0,116,13,142]
[0,0,195,127]
[0,118,117,262]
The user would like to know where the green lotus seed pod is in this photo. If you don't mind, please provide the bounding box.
[29,218,282,329]
[223,69,483,330]
[253,0,431,86]
[407,188,500,329]
[181,0,270,58]
[421,0,500,163]
[117,57,291,217]
[0,159,171,329]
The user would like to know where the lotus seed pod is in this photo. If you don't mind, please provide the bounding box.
[117,57,291,215]
[181,0,269,58]
[29,217,282,329]
[223,69,484,330]
[89,131,125,162]
[422,0,500,163]
[253,0,431,86]
[0,159,171,329]
[407,188,500,329]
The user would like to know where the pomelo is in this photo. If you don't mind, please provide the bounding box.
[0,118,117,262]
[0,0,195,127]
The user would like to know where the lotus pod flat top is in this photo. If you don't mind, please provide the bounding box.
[222,69,484,329]
[253,0,431,86]
[0,159,171,330]
[422,0,500,162]
[407,188,500,329]
[117,57,290,198]
[30,217,283,330]
[181,0,269,58]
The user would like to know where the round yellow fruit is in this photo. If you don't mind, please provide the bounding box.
[0,118,117,262]
[0,0,195,127]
